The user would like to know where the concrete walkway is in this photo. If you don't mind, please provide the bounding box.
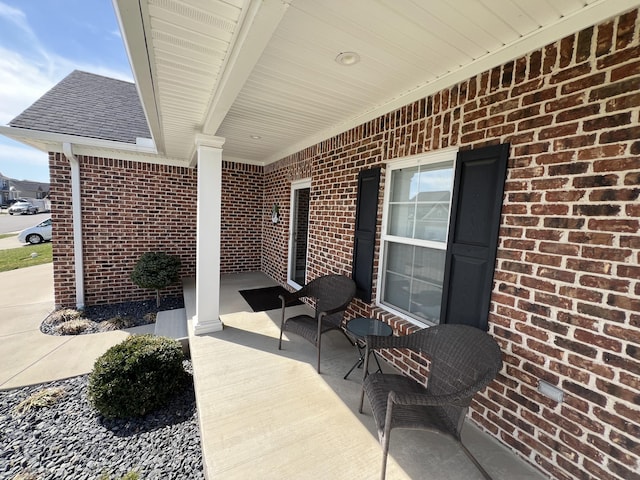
[0,263,152,390]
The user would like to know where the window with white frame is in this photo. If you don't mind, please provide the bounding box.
[378,150,456,325]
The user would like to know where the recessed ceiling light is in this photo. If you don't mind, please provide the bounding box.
[250,135,262,139]
[335,51,360,66]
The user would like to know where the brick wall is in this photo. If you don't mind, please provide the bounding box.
[50,157,265,306]
[262,9,640,480]
[49,153,198,307]
[221,161,263,273]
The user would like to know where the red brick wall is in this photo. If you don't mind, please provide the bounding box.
[49,153,198,307]
[221,161,263,273]
[50,157,265,306]
[262,9,640,480]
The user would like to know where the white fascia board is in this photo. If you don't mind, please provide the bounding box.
[264,0,640,164]
[112,0,165,155]
[0,126,187,167]
[202,0,291,135]
[0,126,157,154]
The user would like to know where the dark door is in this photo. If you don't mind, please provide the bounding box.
[440,143,509,330]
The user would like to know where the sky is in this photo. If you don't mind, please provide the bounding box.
[0,0,133,183]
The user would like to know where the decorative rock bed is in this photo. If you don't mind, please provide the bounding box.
[40,297,184,336]
[0,362,203,480]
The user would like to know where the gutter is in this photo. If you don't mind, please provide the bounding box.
[62,143,85,310]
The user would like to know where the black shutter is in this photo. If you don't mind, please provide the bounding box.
[352,167,381,303]
[440,143,509,330]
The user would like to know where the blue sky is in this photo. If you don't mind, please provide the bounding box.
[0,0,133,183]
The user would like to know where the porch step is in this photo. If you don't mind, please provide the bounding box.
[154,307,190,356]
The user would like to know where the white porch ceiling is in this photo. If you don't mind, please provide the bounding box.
[115,0,640,166]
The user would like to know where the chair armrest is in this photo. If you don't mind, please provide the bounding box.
[278,291,301,307]
[388,370,497,407]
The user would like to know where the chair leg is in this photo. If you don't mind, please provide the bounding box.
[316,335,322,373]
[278,326,283,350]
[380,431,390,480]
[459,441,494,480]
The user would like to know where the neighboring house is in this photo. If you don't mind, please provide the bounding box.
[1,2,639,480]
[0,172,49,206]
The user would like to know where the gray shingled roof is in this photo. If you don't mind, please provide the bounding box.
[9,70,151,144]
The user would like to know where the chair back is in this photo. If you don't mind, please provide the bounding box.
[413,324,502,435]
[420,324,502,398]
[305,274,356,326]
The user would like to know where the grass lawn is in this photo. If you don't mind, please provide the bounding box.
[0,242,53,272]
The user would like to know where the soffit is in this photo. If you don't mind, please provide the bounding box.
[118,0,640,165]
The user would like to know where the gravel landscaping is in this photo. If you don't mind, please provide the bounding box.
[0,362,203,480]
[40,297,184,336]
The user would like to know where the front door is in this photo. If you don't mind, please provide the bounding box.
[288,179,311,288]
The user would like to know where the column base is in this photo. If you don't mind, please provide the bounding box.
[192,315,224,335]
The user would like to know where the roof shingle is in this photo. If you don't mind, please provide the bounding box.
[9,70,151,144]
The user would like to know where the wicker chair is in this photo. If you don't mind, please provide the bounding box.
[277,274,356,373]
[358,324,503,480]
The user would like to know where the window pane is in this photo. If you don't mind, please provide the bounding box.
[387,204,414,237]
[390,166,419,202]
[387,162,452,242]
[414,203,448,241]
[413,246,445,285]
[409,279,442,322]
[383,272,410,311]
[385,242,413,276]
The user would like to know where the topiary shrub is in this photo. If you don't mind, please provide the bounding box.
[130,252,181,307]
[87,335,188,419]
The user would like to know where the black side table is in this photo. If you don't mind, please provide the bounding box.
[344,317,393,380]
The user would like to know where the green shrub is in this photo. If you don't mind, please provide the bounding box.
[130,252,181,307]
[87,335,188,419]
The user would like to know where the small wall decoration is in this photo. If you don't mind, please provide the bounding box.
[271,203,280,224]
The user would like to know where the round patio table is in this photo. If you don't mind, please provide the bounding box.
[343,317,392,380]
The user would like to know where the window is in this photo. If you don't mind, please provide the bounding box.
[378,150,456,326]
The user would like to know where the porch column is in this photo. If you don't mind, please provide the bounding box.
[193,135,225,334]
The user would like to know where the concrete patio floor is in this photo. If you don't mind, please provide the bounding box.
[0,264,548,479]
[189,272,548,480]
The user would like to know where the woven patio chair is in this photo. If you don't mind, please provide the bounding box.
[358,324,503,480]
[278,274,356,373]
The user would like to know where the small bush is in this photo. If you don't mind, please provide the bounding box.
[54,318,96,335]
[130,252,181,307]
[88,335,188,419]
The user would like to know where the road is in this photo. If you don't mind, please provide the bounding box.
[0,211,50,235]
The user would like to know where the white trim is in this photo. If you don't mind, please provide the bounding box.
[0,126,195,167]
[202,0,290,135]
[0,126,156,154]
[287,178,311,290]
[376,148,458,328]
[112,0,165,154]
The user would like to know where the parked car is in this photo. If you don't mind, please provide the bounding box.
[8,201,38,215]
[18,218,52,244]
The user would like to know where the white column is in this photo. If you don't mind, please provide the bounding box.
[193,135,225,334]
